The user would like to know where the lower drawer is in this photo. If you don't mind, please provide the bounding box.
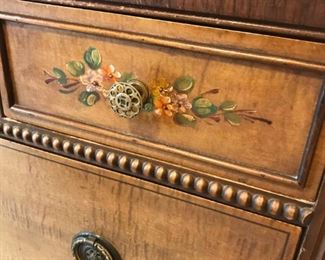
[0,139,301,260]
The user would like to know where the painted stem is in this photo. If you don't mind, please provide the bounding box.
[211,109,257,116]
[43,70,55,78]
[208,109,271,125]
[242,115,255,123]
[44,78,57,84]
[43,70,80,82]
[241,114,272,125]
[61,82,80,89]
[199,88,219,96]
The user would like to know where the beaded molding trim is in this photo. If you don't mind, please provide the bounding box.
[0,119,313,226]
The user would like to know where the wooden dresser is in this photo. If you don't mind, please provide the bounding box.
[0,1,324,259]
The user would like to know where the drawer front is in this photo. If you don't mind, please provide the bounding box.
[0,139,301,260]
[0,1,324,202]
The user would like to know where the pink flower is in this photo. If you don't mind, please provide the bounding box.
[172,93,192,113]
[80,69,103,92]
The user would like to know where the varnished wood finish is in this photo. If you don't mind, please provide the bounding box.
[0,138,302,260]
[0,1,324,259]
[0,0,324,202]
[3,20,322,180]
[26,0,325,34]
[298,174,325,259]
[0,118,314,226]
[95,0,325,29]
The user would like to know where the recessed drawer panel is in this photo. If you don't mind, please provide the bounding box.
[0,1,324,201]
[0,139,301,260]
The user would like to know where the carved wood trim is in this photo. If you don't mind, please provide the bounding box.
[298,85,325,185]
[0,5,323,203]
[298,176,325,259]
[0,21,14,115]
[23,0,325,42]
[7,105,301,187]
[0,13,324,73]
[0,13,323,190]
[0,118,314,226]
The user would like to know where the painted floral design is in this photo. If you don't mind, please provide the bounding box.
[99,64,122,83]
[44,47,272,127]
[80,69,104,92]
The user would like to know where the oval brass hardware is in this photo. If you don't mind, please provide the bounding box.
[107,80,149,118]
[71,231,121,260]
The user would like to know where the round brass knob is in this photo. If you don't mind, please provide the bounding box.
[71,231,121,260]
[107,80,149,118]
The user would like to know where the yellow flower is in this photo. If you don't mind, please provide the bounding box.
[151,78,173,97]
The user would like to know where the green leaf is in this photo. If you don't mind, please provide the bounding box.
[84,47,102,70]
[119,72,135,82]
[143,103,154,112]
[66,61,85,77]
[224,112,241,126]
[173,76,195,93]
[52,67,67,84]
[144,102,154,112]
[220,100,237,111]
[174,113,197,127]
[191,97,217,118]
[79,91,100,106]
[143,97,154,112]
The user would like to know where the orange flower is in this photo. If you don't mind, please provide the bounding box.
[154,95,177,117]
[99,64,121,83]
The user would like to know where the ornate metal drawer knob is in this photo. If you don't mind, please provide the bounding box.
[107,80,149,118]
[71,231,121,260]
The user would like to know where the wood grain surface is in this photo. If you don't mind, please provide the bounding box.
[0,0,324,202]
[4,21,322,178]
[0,2,323,260]
[100,0,325,29]
[298,176,325,260]
[26,0,325,30]
[2,20,324,185]
[0,139,301,260]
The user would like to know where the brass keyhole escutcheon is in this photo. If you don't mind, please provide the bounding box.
[71,232,121,260]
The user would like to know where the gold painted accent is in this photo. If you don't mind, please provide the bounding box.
[167,170,180,185]
[22,128,31,142]
[267,199,282,216]
[253,194,267,211]
[208,182,222,197]
[237,190,251,207]
[41,135,51,148]
[84,146,94,160]
[222,186,236,202]
[118,155,129,170]
[106,153,117,167]
[52,137,61,151]
[194,177,208,193]
[95,149,105,163]
[142,162,153,177]
[181,174,194,189]
[130,159,141,174]
[154,166,166,180]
